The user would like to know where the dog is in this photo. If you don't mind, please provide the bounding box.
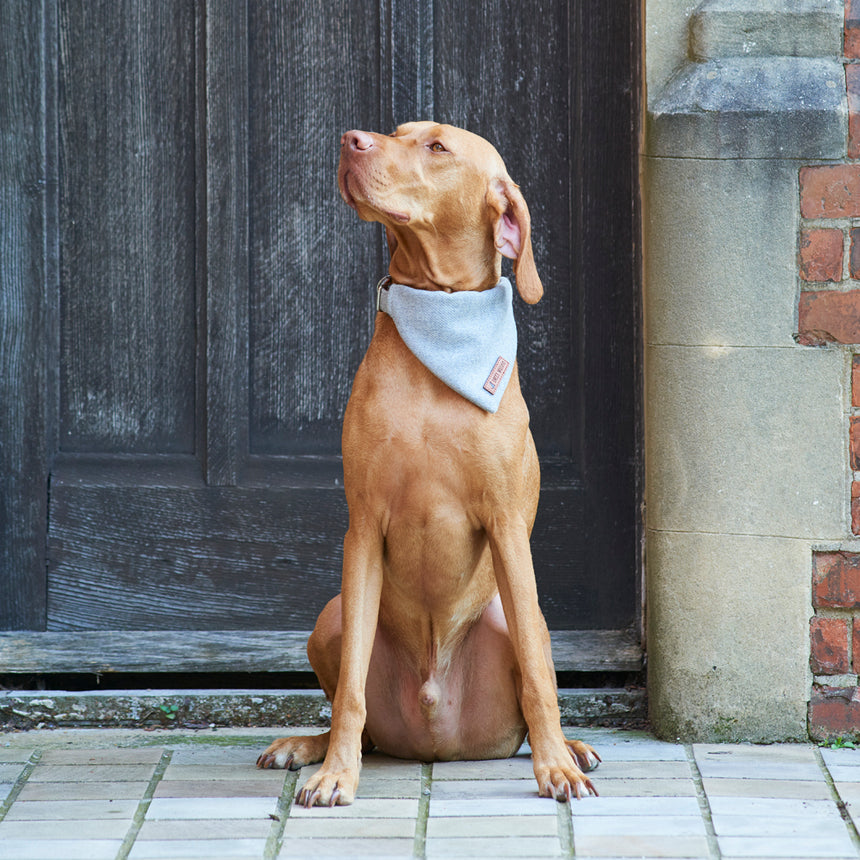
[257,122,599,806]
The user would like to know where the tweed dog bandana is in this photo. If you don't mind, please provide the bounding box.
[376,276,517,413]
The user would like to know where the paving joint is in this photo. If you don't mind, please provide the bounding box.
[116,748,171,860]
[412,762,432,858]
[0,749,40,823]
[556,795,575,856]
[263,768,298,860]
[685,743,722,860]
[816,744,860,855]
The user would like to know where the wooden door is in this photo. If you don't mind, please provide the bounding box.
[0,1,641,676]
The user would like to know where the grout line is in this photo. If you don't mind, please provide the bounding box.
[814,745,860,855]
[413,762,432,859]
[115,749,171,860]
[557,797,575,856]
[685,744,722,860]
[264,768,299,860]
[0,750,41,823]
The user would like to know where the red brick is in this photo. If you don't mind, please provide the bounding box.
[854,620,860,673]
[813,551,860,608]
[851,229,860,280]
[809,685,860,741]
[849,65,860,158]
[854,355,860,407]
[854,483,860,535]
[800,165,860,218]
[852,417,860,471]
[800,229,843,282]
[849,1,860,59]
[811,617,850,674]
[797,290,860,345]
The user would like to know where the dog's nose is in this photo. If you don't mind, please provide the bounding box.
[342,130,375,152]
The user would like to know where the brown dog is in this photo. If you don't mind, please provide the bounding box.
[257,122,599,805]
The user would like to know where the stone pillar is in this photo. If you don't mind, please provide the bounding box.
[644,0,847,741]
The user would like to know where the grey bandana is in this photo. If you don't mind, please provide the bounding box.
[377,277,517,413]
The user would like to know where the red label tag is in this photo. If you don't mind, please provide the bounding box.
[483,356,510,395]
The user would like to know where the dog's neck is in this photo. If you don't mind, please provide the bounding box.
[385,225,501,293]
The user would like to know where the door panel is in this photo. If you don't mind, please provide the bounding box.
[248,0,380,455]
[58,0,197,454]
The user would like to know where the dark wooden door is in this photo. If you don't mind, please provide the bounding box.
[1,1,641,675]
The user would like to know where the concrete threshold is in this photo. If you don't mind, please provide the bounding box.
[0,687,646,731]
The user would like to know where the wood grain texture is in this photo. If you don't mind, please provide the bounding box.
[0,630,641,673]
[248,0,382,455]
[381,0,435,127]
[44,459,620,631]
[58,0,197,454]
[0,2,52,628]
[201,0,250,484]
[47,485,347,630]
[433,0,575,455]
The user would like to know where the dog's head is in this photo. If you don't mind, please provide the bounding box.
[338,122,542,304]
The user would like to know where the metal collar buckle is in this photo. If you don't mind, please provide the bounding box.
[375,275,392,312]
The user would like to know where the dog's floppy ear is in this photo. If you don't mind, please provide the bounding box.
[489,179,543,304]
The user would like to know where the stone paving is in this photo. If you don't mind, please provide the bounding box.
[1,726,860,858]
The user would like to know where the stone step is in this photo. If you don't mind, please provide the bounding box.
[0,687,646,730]
[689,0,843,60]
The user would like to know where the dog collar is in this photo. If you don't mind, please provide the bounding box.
[375,276,517,413]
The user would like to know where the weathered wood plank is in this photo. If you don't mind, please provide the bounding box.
[200,0,250,484]
[247,0,381,455]
[0,2,51,628]
[46,472,621,631]
[58,0,197,454]
[0,630,642,674]
[434,0,575,454]
[46,485,347,630]
[381,0,435,127]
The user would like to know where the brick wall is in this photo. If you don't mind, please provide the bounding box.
[804,1,860,740]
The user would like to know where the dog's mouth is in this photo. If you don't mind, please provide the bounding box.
[339,170,359,211]
[339,171,410,225]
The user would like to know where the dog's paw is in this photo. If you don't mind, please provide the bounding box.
[296,767,359,807]
[533,747,599,802]
[565,738,601,773]
[256,732,329,771]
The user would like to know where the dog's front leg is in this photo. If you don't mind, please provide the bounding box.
[486,516,597,801]
[297,520,383,807]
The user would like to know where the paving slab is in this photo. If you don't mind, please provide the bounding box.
[594,778,697,797]
[707,796,842,818]
[570,815,708,836]
[4,798,140,820]
[429,796,568,816]
[129,838,269,858]
[573,834,711,857]
[0,818,131,838]
[289,797,419,818]
[137,819,273,839]
[717,834,856,858]
[17,780,149,800]
[0,839,121,859]
[284,816,416,837]
[425,814,558,837]
[568,796,702,816]
[152,779,283,798]
[702,777,832,799]
[146,796,280,820]
[425,835,563,857]
[276,838,415,857]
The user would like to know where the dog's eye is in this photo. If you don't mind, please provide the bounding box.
[428,142,447,153]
